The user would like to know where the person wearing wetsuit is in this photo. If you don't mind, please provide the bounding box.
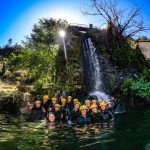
[60,98,70,122]
[84,100,91,115]
[107,101,115,115]
[49,97,57,112]
[29,100,44,121]
[77,105,91,127]
[100,102,114,122]
[67,96,74,112]
[91,100,97,105]
[42,95,50,116]
[73,98,79,105]
[90,104,102,124]
[70,101,81,124]
[47,112,56,129]
[52,104,61,121]
[98,99,103,110]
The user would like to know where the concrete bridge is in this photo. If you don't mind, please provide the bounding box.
[68,23,97,32]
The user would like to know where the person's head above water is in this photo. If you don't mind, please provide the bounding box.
[51,97,57,105]
[107,102,113,108]
[73,98,78,104]
[67,96,72,103]
[43,95,49,103]
[54,104,61,112]
[100,102,107,111]
[48,113,55,122]
[35,100,41,108]
[74,101,81,110]
[85,100,91,108]
[90,104,98,113]
[61,98,66,106]
[80,105,88,117]
[91,100,97,105]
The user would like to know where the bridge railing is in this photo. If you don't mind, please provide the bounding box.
[69,23,99,29]
[69,23,90,28]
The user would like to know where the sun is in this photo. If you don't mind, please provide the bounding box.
[49,8,88,25]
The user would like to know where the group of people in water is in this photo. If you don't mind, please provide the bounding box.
[22,95,116,127]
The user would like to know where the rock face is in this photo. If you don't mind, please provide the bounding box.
[0,82,22,114]
[81,37,139,96]
[96,51,139,95]
[0,95,22,114]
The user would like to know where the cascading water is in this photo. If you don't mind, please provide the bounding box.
[83,38,109,101]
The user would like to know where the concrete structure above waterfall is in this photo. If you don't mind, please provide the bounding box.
[68,23,96,32]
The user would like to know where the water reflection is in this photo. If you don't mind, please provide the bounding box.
[0,110,150,150]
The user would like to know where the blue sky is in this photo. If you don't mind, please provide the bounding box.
[0,0,150,46]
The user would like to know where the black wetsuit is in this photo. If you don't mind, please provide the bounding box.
[70,109,81,123]
[107,107,115,115]
[28,107,44,121]
[52,110,61,121]
[61,105,70,122]
[49,103,56,112]
[67,102,74,112]
[100,110,114,122]
[42,101,50,116]
[77,115,91,127]
[90,111,102,123]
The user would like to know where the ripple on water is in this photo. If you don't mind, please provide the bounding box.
[0,110,150,150]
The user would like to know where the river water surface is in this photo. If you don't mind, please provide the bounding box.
[0,108,150,150]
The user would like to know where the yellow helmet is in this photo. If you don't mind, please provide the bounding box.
[100,101,107,106]
[61,98,67,102]
[35,100,41,104]
[90,104,98,109]
[91,100,97,103]
[75,101,81,105]
[98,99,102,103]
[67,96,72,99]
[51,97,57,101]
[43,95,49,100]
[73,98,78,102]
[80,105,88,111]
[54,104,61,108]
[85,100,91,103]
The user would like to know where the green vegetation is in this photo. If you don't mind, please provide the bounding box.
[2,18,83,96]
[122,68,150,101]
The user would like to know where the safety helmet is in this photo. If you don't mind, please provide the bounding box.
[43,95,49,100]
[51,97,57,101]
[85,100,91,103]
[54,104,61,108]
[73,98,78,102]
[80,105,88,111]
[100,101,107,106]
[61,98,67,102]
[75,101,81,105]
[90,104,98,109]
[67,96,72,99]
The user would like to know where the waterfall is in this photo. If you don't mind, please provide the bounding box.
[83,38,109,101]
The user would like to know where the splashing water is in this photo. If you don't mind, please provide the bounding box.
[89,91,110,102]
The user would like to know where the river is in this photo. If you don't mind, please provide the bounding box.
[0,108,150,150]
